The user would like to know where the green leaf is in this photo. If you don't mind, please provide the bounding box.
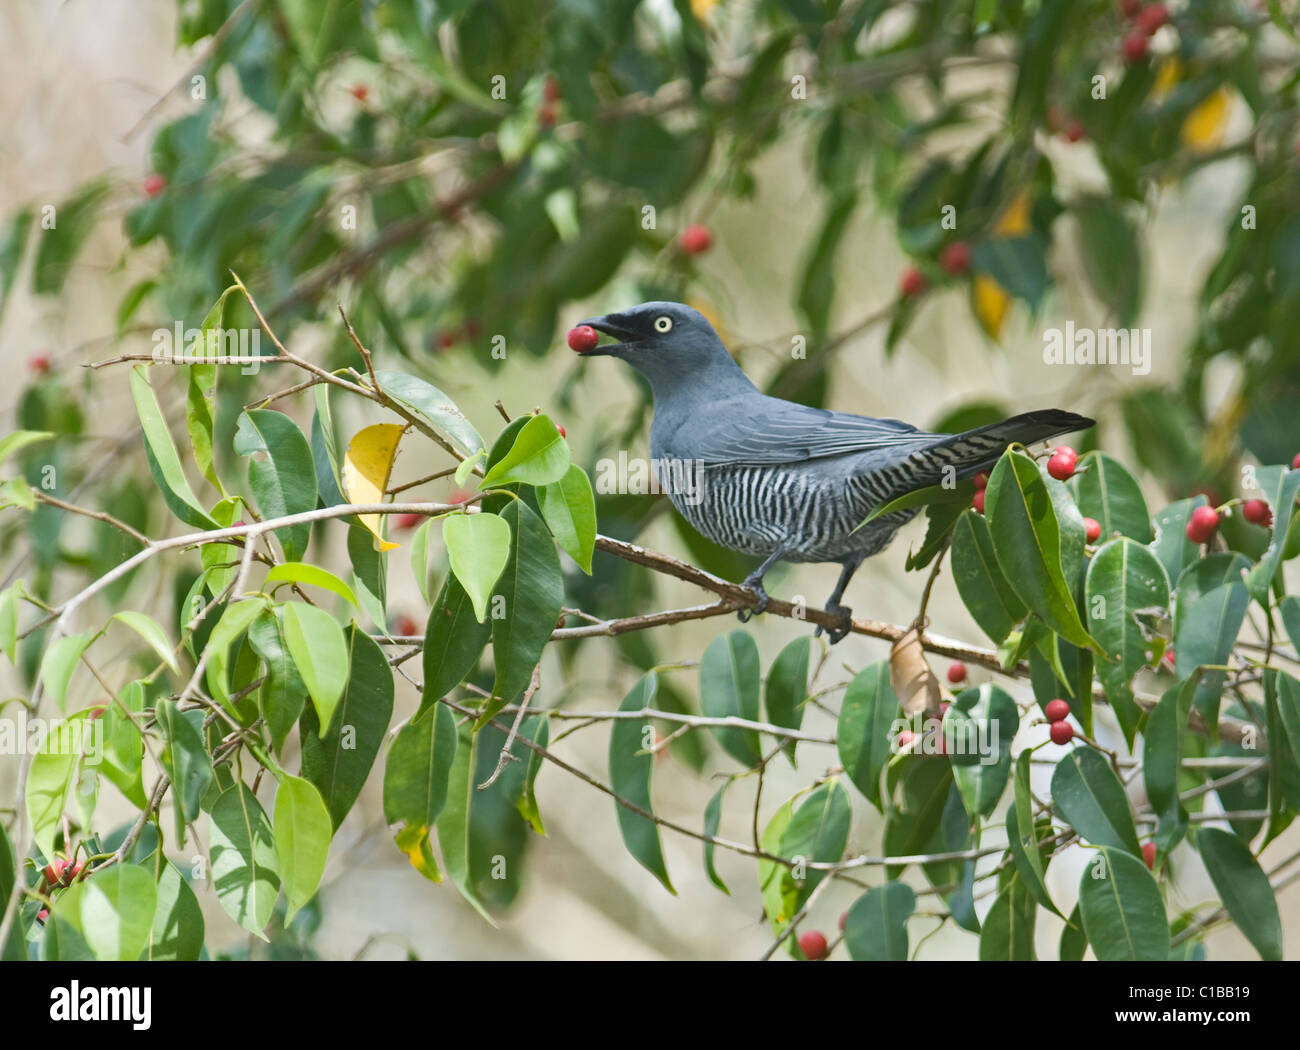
[837,661,907,810]
[480,500,564,727]
[757,798,797,938]
[1150,497,1205,588]
[1281,595,1300,654]
[25,717,83,860]
[1144,678,1195,858]
[1245,466,1300,603]
[264,562,359,607]
[300,625,394,829]
[384,701,458,830]
[699,630,762,767]
[1050,747,1141,855]
[233,410,317,561]
[33,178,109,295]
[1197,827,1283,960]
[948,683,1018,818]
[979,880,1037,960]
[273,774,333,922]
[798,190,858,334]
[38,631,92,711]
[246,609,308,751]
[1073,452,1152,542]
[409,518,435,603]
[536,463,596,573]
[0,429,53,470]
[60,863,157,961]
[129,365,216,529]
[985,451,1093,648]
[157,699,213,838]
[282,600,350,735]
[702,782,730,895]
[434,721,497,924]
[1075,199,1143,327]
[0,583,16,663]
[1008,751,1062,916]
[882,759,955,878]
[421,572,492,709]
[442,512,511,623]
[311,384,346,507]
[146,861,204,960]
[1173,560,1249,732]
[1060,903,1088,961]
[777,779,851,909]
[372,369,484,460]
[511,714,549,836]
[609,672,675,894]
[203,598,268,708]
[1269,671,1300,813]
[951,508,1027,644]
[98,681,147,809]
[209,783,280,938]
[1078,847,1169,961]
[112,610,179,672]
[1084,537,1170,746]
[766,636,811,767]
[844,881,915,961]
[856,479,973,530]
[479,413,571,489]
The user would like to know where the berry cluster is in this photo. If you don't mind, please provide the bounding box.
[1043,698,1074,745]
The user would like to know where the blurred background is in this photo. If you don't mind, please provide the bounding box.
[1,0,1298,959]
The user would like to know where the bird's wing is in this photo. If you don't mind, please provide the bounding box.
[685,398,931,466]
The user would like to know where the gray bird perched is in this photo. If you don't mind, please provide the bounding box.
[574,301,1093,643]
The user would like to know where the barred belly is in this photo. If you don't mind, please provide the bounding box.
[667,462,919,563]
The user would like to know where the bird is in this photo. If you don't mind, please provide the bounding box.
[573,301,1094,643]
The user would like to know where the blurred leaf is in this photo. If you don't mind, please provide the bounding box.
[609,672,675,894]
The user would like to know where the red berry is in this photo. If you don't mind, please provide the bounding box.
[1047,446,1078,480]
[1134,4,1168,33]
[797,930,828,960]
[543,76,561,103]
[1292,453,1300,470]
[28,352,50,373]
[1044,699,1071,723]
[539,103,556,128]
[1049,721,1074,745]
[899,266,927,298]
[1186,505,1220,544]
[66,861,83,882]
[448,488,474,505]
[43,859,68,886]
[947,661,967,684]
[394,513,423,531]
[143,173,167,197]
[972,489,986,514]
[567,325,599,353]
[1122,29,1150,62]
[88,706,106,721]
[1242,499,1273,527]
[556,424,567,438]
[1141,841,1157,870]
[1118,0,1142,16]
[37,908,49,922]
[349,84,369,103]
[896,729,915,748]
[1063,120,1085,143]
[435,330,458,350]
[838,911,849,931]
[1084,517,1102,543]
[679,224,713,255]
[972,471,989,490]
[394,615,419,637]
[939,241,972,276]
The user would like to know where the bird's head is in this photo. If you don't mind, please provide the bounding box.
[571,302,732,383]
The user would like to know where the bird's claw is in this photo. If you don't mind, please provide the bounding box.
[737,578,771,623]
[814,602,853,645]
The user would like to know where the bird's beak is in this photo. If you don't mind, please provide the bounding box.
[575,313,646,356]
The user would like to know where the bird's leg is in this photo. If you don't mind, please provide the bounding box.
[736,546,788,623]
[815,555,864,645]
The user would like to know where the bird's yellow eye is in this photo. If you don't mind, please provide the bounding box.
[654,316,673,333]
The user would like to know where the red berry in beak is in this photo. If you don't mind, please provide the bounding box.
[567,325,599,353]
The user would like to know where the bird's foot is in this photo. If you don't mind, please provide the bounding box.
[736,576,771,623]
[814,602,853,645]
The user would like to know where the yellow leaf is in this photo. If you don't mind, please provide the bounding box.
[394,825,442,883]
[1149,57,1183,103]
[1181,87,1232,153]
[972,274,1011,342]
[994,190,1031,237]
[343,422,406,551]
[691,0,719,17]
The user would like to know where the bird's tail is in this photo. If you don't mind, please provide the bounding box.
[909,409,1094,480]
